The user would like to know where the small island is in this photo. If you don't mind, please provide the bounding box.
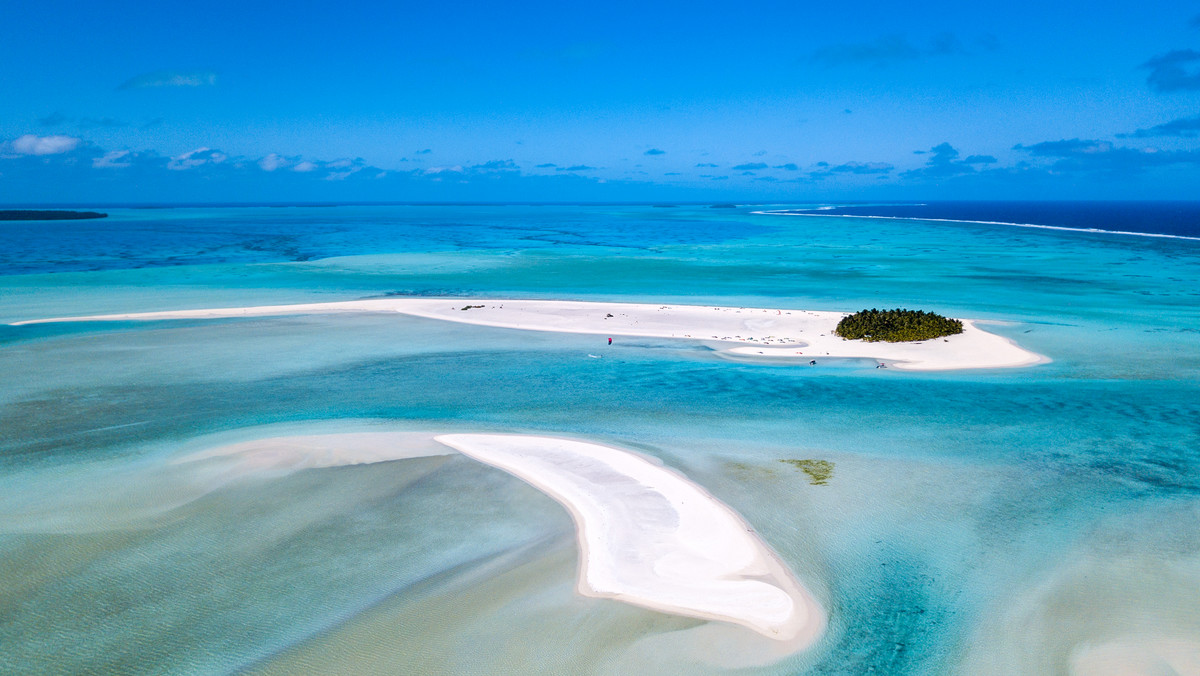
[0,210,107,221]
[835,308,964,342]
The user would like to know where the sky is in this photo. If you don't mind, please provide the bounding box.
[2,0,1199,203]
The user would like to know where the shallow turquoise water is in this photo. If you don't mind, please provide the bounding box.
[2,205,1199,674]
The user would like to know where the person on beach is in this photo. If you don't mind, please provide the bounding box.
[809,360,816,366]
[608,337,612,345]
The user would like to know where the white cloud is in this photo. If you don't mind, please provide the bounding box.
[258,153,288,171]
[93,150,132,168]
[292,161,318,172]
[10,134,80,155]
[168,147,226,170]
[119,71,218,90]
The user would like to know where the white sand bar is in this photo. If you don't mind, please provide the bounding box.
[10,298,1045,371]
[434,433,825,645]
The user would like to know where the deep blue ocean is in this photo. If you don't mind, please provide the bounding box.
[2,203,1199,674]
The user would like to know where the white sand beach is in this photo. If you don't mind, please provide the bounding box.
[10,298,1045,371]
[434,433,825,645]
[175,429,827,645]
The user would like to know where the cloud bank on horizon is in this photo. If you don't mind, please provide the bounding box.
[1,1,1199,202]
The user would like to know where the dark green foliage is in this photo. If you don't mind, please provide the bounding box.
[459,305,485,311]
[834,308,963,343]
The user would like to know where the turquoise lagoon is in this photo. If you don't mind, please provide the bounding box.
[2,205,1199,674]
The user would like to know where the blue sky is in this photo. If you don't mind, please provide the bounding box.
[2,0,1199,203]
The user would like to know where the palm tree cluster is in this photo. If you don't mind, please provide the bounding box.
[834,308,964,343]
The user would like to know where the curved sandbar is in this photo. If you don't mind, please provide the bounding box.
[8,298,1045,371]
[434,433,825,645]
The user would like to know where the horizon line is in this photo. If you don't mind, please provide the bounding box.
[5,198,1200,210]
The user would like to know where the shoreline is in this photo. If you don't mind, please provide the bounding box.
[173,431,458,471]
[8,297,1046,371]
[434,433,826,645]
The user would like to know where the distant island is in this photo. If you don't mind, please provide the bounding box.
[0,210,107,221]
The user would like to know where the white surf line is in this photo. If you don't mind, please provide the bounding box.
[8,297,1046,371]
[434,433,825,645]
[753,209,1200,243]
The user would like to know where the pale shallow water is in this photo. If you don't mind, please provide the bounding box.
[1,204,1199,674]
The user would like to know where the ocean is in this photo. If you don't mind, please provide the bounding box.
[763,201,1200,240]
[2,203,1199,674]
